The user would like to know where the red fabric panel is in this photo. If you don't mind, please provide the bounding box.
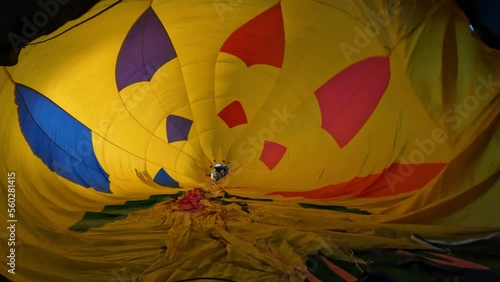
[269,163,447,198]
[218,100,248,128]
[315,56,390,147]
[260,141,287,170]
[220,3,285,68]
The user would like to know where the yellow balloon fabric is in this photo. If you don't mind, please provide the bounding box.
[0,0,499,281]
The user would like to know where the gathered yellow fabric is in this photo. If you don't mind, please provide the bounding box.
[0,0,498,281]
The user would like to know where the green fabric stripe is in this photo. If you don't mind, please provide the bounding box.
[69,192,184,232]
[299,203,371,215]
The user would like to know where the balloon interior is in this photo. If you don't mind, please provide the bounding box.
[0,0,499,281]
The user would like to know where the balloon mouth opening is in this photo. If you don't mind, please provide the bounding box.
[208,162,230,182]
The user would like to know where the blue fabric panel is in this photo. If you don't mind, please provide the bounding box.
[15,84,111,193]
[153,168,180,188]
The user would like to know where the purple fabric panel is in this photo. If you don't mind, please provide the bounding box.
[116,8,177,91]
[167,115,193,143]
